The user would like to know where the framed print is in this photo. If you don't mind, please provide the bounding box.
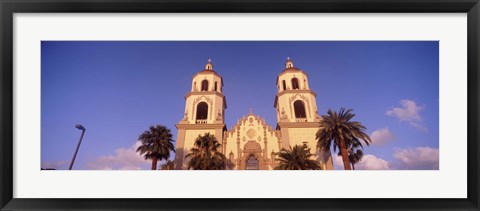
[1,0,479,210]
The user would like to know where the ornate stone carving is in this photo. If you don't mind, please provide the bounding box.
[193,95,213,105]
[216,109,222,120]
[280,108,288,119]
[244,140,262,152]
[289,94,312,119]
[246,129,256,139]
[181,112,188,121]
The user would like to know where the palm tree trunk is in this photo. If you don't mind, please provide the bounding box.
[352,163,355,170]
[337,128,352,170]
[339,138,352,170]
[151,156,158,170]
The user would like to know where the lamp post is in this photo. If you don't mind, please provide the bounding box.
[68,124,86,170]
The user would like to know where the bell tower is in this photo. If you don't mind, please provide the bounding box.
[174,59,227,169]
[274,58,334,170]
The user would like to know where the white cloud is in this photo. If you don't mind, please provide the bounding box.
[370,128,395,146]
[333,155,344,168]
[41,160,68,170]
[392,147,439,170]
[333,154,390,170]
[333,146,438,170]
[386,99,427,131]
[355,154,390,170]
[86,142,150,170]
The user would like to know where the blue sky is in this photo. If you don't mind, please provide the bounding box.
[41,41,439,170]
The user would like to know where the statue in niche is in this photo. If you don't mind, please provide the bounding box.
[280,108,288,119]
[182,112,188,121]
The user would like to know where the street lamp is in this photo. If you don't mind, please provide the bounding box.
[68,124,86,170]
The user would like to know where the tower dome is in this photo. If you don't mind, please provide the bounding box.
[282,57,302,72]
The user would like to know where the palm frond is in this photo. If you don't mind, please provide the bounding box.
[315,108,371,170]
[185,133,227,170]
[136,125,176,169]
[274,145,321,170]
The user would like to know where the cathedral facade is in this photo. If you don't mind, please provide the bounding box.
[174,59,334,170]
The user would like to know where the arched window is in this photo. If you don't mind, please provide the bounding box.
[294,100,307,118]
[214,82,218,91]
[201,80,209,91]
[196,102,208,120]
[282,80,286,91]
[292,78,299,89]
[193,82,197,91]
[246,155,259,170]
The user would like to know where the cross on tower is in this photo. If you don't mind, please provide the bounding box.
[286,57,294,68]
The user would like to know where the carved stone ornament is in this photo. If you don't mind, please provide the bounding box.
[216,109,222,120]
[246,129,256,139]
[193,95,213,105]
[182,112,188,120]
[281,108,287,119]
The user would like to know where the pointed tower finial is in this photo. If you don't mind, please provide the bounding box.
[286,57,294,68]
[249,107,253,114]
[205,58,213,70]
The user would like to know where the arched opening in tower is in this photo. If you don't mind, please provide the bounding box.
[294,100,307,118]
[196,102,208,120]
[282,80,287,91]
[201,80,209,91]
[291,78,299,89]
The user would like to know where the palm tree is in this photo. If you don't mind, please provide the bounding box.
[274,145,322,170]
[160,160,175,170]
[337,138,364,170]
[136,125,175,170]
[185,133,227,170]
[316,108,371,170]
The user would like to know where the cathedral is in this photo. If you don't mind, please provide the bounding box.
[174,58,334,170]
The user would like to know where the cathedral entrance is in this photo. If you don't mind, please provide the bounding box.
[245,155,260,170]
[240,141,264,170]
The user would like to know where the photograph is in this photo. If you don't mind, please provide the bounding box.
[2,0,477,209]
[40,41,439,171]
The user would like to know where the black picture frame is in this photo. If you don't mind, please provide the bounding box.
[1,0,479,210]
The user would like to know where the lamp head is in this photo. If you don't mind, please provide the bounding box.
[75,124,85,130]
